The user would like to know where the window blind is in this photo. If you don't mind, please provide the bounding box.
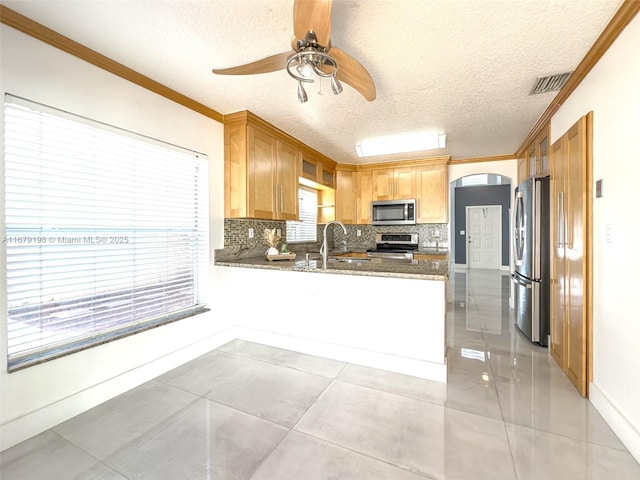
[286,187,317,242]
[3,95,209,371]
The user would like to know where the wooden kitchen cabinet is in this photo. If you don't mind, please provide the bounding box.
[224,112,299,220]
[518,124,550,184]
[517,156,528,184]
[336,166,374,224]
[356,170,373,223]
[335,156,449,225]
[372,167,416,201]
[301,154,335,188]
[550,112,592,397]
[335,167,357,224]
[415,162,448,223]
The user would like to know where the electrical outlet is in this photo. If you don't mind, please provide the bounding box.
[248,228,254,239]
[460,230,465,235]
[357,229,362,236]
[605,224,613,243]
[276,228,282,237]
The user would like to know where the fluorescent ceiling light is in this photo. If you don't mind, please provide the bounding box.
[355,132,446,158]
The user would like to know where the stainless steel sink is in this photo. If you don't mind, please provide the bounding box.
[328,257,370,265]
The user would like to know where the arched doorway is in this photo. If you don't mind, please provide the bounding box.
[450,174,513,269]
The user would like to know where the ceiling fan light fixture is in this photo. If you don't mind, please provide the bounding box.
[287,49,340,102]
[330,75,343,95]
[355,133,446,158]
[297,81,308,103]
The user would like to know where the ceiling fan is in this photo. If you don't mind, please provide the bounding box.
[211,0,376,102]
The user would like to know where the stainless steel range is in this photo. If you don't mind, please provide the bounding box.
[366,233,419,260]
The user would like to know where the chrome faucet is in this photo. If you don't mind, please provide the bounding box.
[320,220,347,269]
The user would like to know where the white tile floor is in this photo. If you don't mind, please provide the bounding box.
[2,268,639,479]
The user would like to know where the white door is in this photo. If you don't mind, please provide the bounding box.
[466,205,502,269]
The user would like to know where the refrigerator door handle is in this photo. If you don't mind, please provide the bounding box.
[511,273,532,288]
[513,191,525,267]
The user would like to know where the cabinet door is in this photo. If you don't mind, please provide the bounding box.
[565,116,588,395]
[248,126,277,219]
[372,168,394,201]
[528,144,537,177]
[224,122,248,217]
[416,164,448,223]
[320,164,335,188]
[357,170,373,224]
[301,157,318,182]
[276,140,299,220]
[539,135,549,175]
[550,136,567,367]
[550,114,590,398]
[517,156,528,184]
[336,170,357,224]
[394,167,416,199]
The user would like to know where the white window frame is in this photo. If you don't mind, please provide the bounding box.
[286,186,317,243]
[3,95,209,371]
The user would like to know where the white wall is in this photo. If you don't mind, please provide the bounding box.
[0,25,233,450]
[551,15,640,462]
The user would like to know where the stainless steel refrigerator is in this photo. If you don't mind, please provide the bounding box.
[512,176,550,346]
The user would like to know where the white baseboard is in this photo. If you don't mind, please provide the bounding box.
[2,325,449,452]
[234,326,447,383]
[0,328,238,452]
[589,381,640,463]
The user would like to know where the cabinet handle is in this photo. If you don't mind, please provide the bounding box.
[275,184,279,214]
[557,192,565,248]
[389,179,393,197]
[280,185,284,214]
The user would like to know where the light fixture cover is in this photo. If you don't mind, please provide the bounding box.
[355,132,446,158]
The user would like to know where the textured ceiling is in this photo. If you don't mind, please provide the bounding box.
[2,0,623,164]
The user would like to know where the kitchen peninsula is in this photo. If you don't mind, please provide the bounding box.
[215,250,450,382]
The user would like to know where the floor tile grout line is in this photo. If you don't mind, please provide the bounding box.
[49,426,133,479]
[214,346,346,380]
[288,429,438,479]
[501,418,631,452]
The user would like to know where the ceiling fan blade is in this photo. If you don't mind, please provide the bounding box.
[212,51,292,75]
[293,0,332,47]
[329,47,376,101]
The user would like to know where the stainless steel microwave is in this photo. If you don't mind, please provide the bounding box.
[371,199,416,225]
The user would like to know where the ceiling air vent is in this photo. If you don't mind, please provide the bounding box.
[530,72,573,95]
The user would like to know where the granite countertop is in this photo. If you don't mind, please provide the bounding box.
[215,252,450,281]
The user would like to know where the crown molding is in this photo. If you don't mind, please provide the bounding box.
[0,5,224,123]
[514,0,640,158]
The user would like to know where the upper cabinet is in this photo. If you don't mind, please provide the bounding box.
[301,154,335,189]
[224,111,336,221]
[356,170,373,224]
[518,124,550,184]
[335,156,449,224]
[225,112,299,220]
[372,167,416,201]
[244,124,298,220]
[415,161,448,223]
[335,166,357,224]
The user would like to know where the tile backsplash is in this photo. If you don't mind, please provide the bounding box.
[224,218,448,251]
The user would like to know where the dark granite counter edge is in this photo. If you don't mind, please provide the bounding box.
[215,256,450,282]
